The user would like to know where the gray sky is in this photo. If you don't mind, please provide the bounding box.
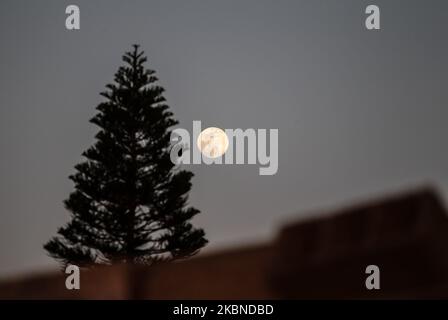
[1,0,447,276]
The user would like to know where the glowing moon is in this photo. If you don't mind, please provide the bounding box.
[197,127,229,158]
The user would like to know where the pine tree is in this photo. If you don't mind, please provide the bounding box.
[44,45,207,267]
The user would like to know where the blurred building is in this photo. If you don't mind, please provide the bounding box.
[1,187,448,299]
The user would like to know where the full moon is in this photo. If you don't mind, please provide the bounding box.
[197,127,229,158]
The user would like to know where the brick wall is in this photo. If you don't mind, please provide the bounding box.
[1,187,447,299]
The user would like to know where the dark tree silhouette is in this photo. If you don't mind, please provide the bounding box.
[44,45,207,267]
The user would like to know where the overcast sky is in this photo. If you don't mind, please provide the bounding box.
[1,0,447,276]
